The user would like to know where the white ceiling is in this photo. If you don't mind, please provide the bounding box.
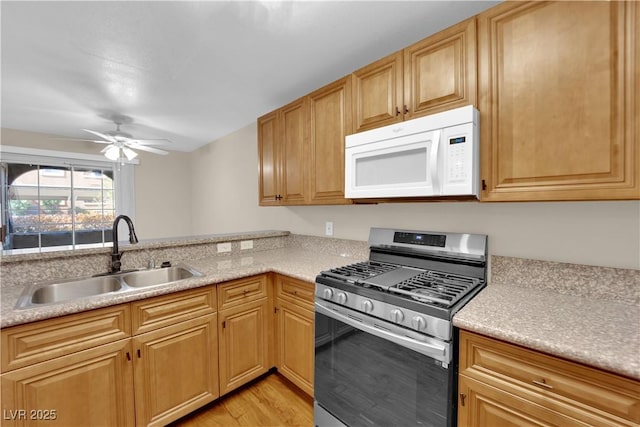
[1,1,498,153]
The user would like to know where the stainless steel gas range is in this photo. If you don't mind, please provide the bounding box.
[314,227,488,427]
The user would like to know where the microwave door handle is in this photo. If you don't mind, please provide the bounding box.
[429,130,441,193]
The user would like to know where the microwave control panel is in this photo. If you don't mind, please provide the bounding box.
[441,121,477,195]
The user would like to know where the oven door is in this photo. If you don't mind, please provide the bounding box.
[314,299,456,427]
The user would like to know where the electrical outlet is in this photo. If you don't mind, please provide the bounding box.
[217,242,232,253]
[325,221,334,236]
[240,240,253,250]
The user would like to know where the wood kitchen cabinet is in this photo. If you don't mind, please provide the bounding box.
[308,76,353,204]
[217,275,273,395]
[458,330,640,427]
[478,1,639,201]
[258,75,352,207]
[258,97,307,206]
[352,18,477,133]
[130,287,219,427]
[274,275,315,396]
[1,306,135,427]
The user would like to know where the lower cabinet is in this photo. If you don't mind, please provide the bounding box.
[275,299,314,396]
[217,275,272,396]
[0,274,317,426]
[1,339,135,426]
[274,275,315,396]
[458,330,640,427]
[133,314,219,427]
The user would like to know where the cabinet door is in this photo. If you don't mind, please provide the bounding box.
[459,375,600,427]
[133,314,219,427]
[218,299,270,395]
[479,1,639,201]
[1,339,135,427]
[308,76,353,205]
[404,17,477,119]
[258,110,280,206]
[352,51,404,132]
[275,299,314,396]
[280,98,308,205]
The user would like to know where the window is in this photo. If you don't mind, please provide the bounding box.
[0,146,136,253]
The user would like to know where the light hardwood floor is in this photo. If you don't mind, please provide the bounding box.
[169,373,313,427]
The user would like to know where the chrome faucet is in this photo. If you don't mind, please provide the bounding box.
[110,215,138,273]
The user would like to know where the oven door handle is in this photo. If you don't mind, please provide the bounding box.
[315,301,449,362]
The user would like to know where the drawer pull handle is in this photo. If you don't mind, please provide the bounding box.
[459,393,466,406]
[532,378,553,389]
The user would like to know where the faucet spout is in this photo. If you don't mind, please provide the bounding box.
[111,215,138,273]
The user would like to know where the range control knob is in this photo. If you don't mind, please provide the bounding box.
[411,316,427,330]
[337,292,348,304]
[323,288,334,299]
[362,300,374,313]
[390,309,405,323]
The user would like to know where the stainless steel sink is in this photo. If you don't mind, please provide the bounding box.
[15,264,203,309]
[24,276,123,306]
[121,266,202,288]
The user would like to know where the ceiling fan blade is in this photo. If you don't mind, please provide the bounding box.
[82,129,116,143]
[129,138,172,146]
[49,137,112,144]
[127,143,169,155]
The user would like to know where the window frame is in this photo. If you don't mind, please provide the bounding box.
[0,145,137,254]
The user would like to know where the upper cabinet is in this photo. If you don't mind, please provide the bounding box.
[258,97,308,206]
[352,18,477,133]
[308,76,353,205]
[479,1,639,201]
[352,51,404,132]
[258,77,353,206]
[258,1,639,205]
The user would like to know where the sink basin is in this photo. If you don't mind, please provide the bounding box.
[15,264,204,309]
[121,266,202,288]
[27,276,123,305]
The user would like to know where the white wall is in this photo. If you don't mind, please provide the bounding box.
[189,123,640,270]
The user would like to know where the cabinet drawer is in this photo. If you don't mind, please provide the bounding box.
[131,286,217,335]
[1,305,131,372]
[217,275,268,310]
[459,331,640,425]
[276,275,314,309]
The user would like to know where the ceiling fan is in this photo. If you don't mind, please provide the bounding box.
[71,116,171,161]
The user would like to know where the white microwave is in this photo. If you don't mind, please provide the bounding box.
[345,105,479,199]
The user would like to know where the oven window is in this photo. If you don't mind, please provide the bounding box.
[315,312,452,427]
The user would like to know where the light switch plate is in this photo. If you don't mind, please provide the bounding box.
[240,240,253,250]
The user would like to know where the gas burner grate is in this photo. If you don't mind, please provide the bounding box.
[322,261,398,282]
[390,271,481,307]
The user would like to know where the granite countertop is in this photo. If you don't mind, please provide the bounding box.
[2,241,638,382]
[453,284,640,380]
[1,247,364,328]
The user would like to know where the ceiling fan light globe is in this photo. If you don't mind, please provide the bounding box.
[104,145,120,161]
[123,147,138,160]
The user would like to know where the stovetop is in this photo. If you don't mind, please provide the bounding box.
[314,228,488,337]
[320,260,482,310]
